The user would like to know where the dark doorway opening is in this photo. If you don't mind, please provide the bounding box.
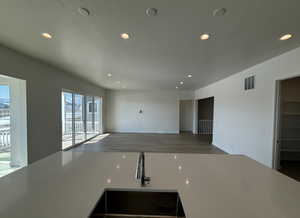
[198,97,214,143]
[275,76,300,181]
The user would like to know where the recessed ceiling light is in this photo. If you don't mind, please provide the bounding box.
[200,33,210,40]
[213,8,227,17]
[107,73,112,77]
[78,7,90,16]
[146,8,158,16]
[279,34,293,41]
[185,178,190,185]
[42,33,52,39]
[188,74,192,78]
[176,86,179,89]
[180,81,184,85]
[120,33,130,39]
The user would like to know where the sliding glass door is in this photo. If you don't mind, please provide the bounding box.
[74,94,85,144]
[62,91,102,149]
[62,92,73,149]
[86,96,94,139]
[94,97,102,134]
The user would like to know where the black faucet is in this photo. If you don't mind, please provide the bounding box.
[135,152,151,186]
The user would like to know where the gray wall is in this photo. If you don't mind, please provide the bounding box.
[0,44,106,164]
[179,100,194,132]
[195,46,300,167]
[107,90,194,133]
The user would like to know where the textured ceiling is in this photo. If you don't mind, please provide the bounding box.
[1,0,300,90]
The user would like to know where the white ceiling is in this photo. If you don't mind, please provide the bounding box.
[1,0,300,90]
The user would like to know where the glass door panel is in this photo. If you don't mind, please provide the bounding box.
[94,97,102,134]
[74,94,85,144]
[86,96,94,139]
[62,92,73,149]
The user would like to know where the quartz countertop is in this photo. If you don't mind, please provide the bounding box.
[0,151,299,218]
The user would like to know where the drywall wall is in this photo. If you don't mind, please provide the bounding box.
[180,100,194,132]
[195,46,300,168]
[0,45,106,164]
[107,90,194,133]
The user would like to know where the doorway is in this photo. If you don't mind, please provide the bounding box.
[274,76,300,181]
[198,97,214,143]
[179,100,194,133]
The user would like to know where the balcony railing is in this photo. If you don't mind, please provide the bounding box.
[0,129,10,152]
[63,121,100,134]
[198,120,213,134]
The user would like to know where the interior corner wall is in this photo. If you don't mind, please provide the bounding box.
[106,90,194,134]
[0,45,106,164]
[195,46,300,168]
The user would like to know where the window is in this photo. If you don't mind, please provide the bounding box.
[61,91,102,149]
[94,97,102,133]
[0,86,11,173]
[88,102,93,113]
[74,94,85,144]
[0,75,27,178]
[86,96,94,139]
[62,92,73,149]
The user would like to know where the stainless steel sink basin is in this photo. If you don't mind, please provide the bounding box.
[89,189,186,218]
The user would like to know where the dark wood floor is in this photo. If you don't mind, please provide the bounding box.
[72,133,226,154]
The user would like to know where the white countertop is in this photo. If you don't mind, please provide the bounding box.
[0,151,299,218]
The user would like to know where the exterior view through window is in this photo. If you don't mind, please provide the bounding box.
[0,85,11,176]
[0,75,27,178]
[61,91,102,149]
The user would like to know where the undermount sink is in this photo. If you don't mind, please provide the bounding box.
[89,189,186,218]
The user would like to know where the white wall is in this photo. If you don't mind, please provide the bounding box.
[195,46,300,167]
[0,45,106,163]
[180,100,194,132]
[107,90,194,133]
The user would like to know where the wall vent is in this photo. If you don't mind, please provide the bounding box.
[244,76,255,90]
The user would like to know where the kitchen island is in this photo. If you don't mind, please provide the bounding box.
[0,152,299,218]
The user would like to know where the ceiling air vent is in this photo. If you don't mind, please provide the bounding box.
[244,76,255,90]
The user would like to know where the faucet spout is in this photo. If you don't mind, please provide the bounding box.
[135,152,151,186]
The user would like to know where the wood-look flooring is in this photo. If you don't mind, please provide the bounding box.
[72,133,226,154]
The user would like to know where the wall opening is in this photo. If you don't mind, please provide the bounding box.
[274,76,300,181]
[0,74,27,177]
[197,97,214,143]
